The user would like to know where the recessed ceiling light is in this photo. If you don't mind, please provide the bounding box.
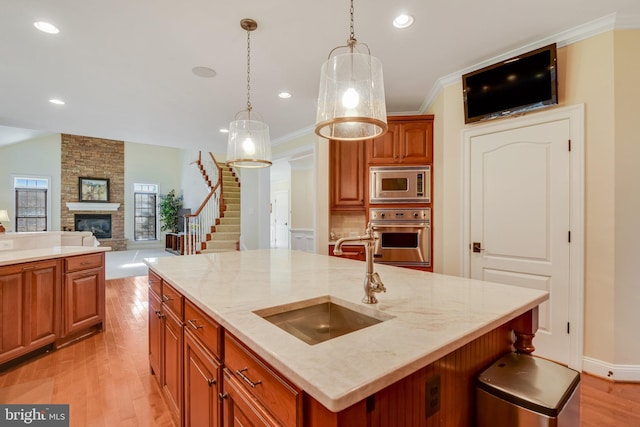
[219,128,229,133]
[49,99,65,105]
[278,92,292,99]
[393,14,414,29]
[34,21,60,34]
[192,66,217,78]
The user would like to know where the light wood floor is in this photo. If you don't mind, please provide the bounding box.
[1,276,639,426]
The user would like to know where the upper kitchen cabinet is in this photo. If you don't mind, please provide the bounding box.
[330,139,367,211]
[367,115,433,165]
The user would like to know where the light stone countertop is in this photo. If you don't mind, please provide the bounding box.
[145,248,548,412]
[0,246,111,266]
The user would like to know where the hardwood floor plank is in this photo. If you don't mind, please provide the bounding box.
[1,275,639,426]
[0,276,175,427]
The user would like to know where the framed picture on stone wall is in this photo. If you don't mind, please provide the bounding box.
[79,177,110,202]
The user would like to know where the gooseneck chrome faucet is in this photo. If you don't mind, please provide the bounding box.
[333,223,386,304]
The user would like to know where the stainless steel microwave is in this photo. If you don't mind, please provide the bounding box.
[369,166,430,204]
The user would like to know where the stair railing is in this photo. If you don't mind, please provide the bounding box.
[183,152,224,255]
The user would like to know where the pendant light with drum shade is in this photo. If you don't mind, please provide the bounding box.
[226,19,272,168]
[315,0,388,141]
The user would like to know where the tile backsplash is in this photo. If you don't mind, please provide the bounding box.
[330,213,366,241]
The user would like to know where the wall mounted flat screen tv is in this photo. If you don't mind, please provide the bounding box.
[462,43,558,124]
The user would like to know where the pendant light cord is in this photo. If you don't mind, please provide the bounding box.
[348,0,356,49]
[246,28,252,113]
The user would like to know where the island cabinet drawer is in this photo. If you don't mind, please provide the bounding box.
[184,299,221,359]
[65,253,103,273]
[224,333,302,427]
[148,270,162,297]
[161,282,183,319]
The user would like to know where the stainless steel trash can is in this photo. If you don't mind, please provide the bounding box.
[476,352,580,427]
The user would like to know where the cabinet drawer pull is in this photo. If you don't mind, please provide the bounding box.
[219,392,228,400]
[162,294,173,302]
[22,266,36,271]
[236,368,262,388]
[155,310,165,319]
[207,378,216,386]
[187,319,203,330]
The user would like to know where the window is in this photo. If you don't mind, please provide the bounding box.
[14,177,49,232]
[134,183,158,241]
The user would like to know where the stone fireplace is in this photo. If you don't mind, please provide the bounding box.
[61,134,126,250]
[75,214,112,239]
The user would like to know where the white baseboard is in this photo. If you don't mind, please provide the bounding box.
[582,356,640,382]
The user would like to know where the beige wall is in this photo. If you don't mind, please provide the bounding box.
[290,168,314,229]
[124,141,183,246]
[429,29,639,367]
[273,131,329,253]
[613,30,640,365]
[0,134,62,231]
[563,32,617,363]
[0,134,184,246]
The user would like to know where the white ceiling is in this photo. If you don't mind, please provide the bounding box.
[1,1,639,152]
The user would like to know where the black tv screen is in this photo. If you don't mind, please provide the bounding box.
[462,44,558,124]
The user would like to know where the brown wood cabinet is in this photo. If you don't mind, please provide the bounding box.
[222,369,280,427]
[148,287,163,378]
[0,259,60,365]
[184,299,223,427]
[184,330,222,427]
[328,244,366,261]
[164,308,183,424]
[147,270,185,425]
[224,333,302,427]
[62,253,105,338]
[367,115,433,165]
[161,282,184,425]
[330,139,367,211]
[166,232,185,255]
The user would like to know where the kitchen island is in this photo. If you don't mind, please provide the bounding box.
[146,249,547,426]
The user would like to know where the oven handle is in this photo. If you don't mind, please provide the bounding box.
[370,222,430,228]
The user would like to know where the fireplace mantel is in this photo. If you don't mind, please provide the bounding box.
[66,202,120,211]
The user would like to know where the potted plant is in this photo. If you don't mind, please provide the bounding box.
[158,189,183,233]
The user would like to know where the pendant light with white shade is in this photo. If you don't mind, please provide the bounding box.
[226,18,272,168]
[315,0,388,141]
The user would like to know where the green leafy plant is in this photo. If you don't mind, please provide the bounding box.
[158,189,183,233]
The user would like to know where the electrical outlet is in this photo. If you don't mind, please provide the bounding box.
[0,240,13,250]
[426,374,441,418]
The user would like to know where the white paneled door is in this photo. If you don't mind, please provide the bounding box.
[271,190,289,249]
[469,117,572,364]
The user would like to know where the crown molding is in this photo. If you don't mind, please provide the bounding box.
[421,12,638,112]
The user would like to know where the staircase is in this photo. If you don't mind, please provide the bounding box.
[200,167,241,253]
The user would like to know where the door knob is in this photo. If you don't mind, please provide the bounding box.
[472,242,484,253]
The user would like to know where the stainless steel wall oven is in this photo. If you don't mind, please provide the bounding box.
[369,208,430,268]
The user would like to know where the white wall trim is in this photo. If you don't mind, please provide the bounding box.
[11,173,53,232]
[583,357,640,382]
[290,228,315,253]
[461,104,585,371]
[66,202,121,211]
[271,124,316,147]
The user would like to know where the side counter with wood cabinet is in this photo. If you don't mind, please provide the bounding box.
[0,247,109,369]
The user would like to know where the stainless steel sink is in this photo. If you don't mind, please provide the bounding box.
[254,297,391,345]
